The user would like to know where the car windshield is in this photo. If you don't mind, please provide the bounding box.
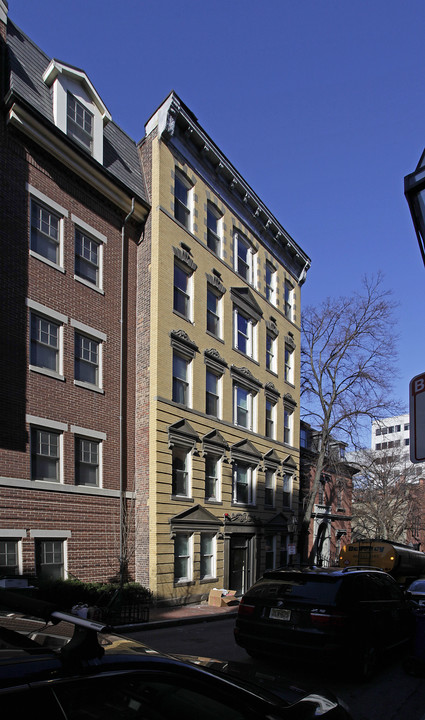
[409,580,425,593]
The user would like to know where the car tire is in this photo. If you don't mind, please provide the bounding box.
[358,645,377,681]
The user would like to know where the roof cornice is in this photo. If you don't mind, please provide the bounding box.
[148,92,311,284]
[8,102,148,222]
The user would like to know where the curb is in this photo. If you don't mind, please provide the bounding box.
[116,609,238,633]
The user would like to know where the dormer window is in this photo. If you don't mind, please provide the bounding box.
[67,93,93,152]
[43,60,111,165]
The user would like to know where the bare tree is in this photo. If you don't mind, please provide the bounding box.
[351,449,418,542]
[299,274,401,561]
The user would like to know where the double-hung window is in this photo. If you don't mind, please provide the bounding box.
[0,540,19,576]
[30,314,59,373]
[173,352,190,406]
[266,332,277,373]
[265,399,276,439]
[284,344,294,384]
[174,533,192,583]
[207,286,221,337]
[75,333,99,386]
[234,384,254,430]
[284,407,293,445]
[283,473,292,507]
[31,427,60,482]
[233,462,255,505]
[200,533,216,579]
[205,455,220,501]
[75,437,100,486]
[30,201,60,265]
[75,229,100,287]
[265,535,277,569]
[67,93,93,152]
[234,309,256,359]
[174,262,192,319]
[234,232,255,285]
[284,280,294,320]
[207,202,221,255]
[172,446,190,497]
[206,369,220,417]
[174,170,192,229]
[265,469,276,507]
[35,538,64,581]
[265,262,276,304]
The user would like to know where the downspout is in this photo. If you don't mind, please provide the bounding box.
[120,198,135,586]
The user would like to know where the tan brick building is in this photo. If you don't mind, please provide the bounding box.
[137,94,310,603]
[0,4,310,604]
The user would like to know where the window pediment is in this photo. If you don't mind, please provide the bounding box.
[231,439,262,465]
[168,419,199,449]
[230,287,263,322]
[170,504,222,535]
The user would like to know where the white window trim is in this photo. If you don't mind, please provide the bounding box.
[234,231,256,287]
[174,532,193,584]
[172,446,192,499]
[284,280,294,321]
[264,468,276,507]
[206,369,222,419]
[174,169,193,232]
[173,259,193,322]
[284,406,294,446]
[285,344,294,384]
[27,415,67,485]
[172,350,192,409]
[206,201,222,257]
[27,184,68,272]
[71,319,106,392]
[266,332,277,374]
[31,534,69,580]
[265,262,277,305]
[233,463,256,506]
[265,534,278,569]
[265,398,277,440]
[207,285,222,339]
[72,215,105,292]
[283,472,293,508]
[233,382,257,432]
[200,532,217,580]
[233,307,257,360]
[205,454,221,502]
[27,300,68,381]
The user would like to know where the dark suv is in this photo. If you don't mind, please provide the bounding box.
[234,566,413,678]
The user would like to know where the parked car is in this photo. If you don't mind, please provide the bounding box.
[234,566,414,679]
[406,578,425,608]
[0,589,352,719]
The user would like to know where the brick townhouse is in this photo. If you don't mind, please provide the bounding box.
[0,2,311,603]
[0,1,149,582]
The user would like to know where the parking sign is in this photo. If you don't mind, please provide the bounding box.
[409,372,425,462]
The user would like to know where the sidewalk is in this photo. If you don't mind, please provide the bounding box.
[120,599,240,632]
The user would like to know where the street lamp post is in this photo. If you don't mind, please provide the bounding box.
[405,149,425,267]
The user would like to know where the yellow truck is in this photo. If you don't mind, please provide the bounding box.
[339,539,425,585]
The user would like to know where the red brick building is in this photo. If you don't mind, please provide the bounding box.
[0,3,149,582]
[299,422,355,566]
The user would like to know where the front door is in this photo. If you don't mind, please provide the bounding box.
[229,535,251,595]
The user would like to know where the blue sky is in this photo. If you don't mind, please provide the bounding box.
[9,0,425,415]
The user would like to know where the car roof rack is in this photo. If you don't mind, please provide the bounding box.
[0,589,110,664]
[341,565,384,573]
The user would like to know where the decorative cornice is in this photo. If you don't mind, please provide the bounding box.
[266,318,279,338]
[204,348,228,373]
[173,245,197,272]
[265,381,280,400]
[230,365,263,392]
[170,329,199,358]
[206,272,226,295]
[150,92,311,285]
[283,393,297,408]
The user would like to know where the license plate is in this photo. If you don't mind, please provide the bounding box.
[269,607,291,621]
